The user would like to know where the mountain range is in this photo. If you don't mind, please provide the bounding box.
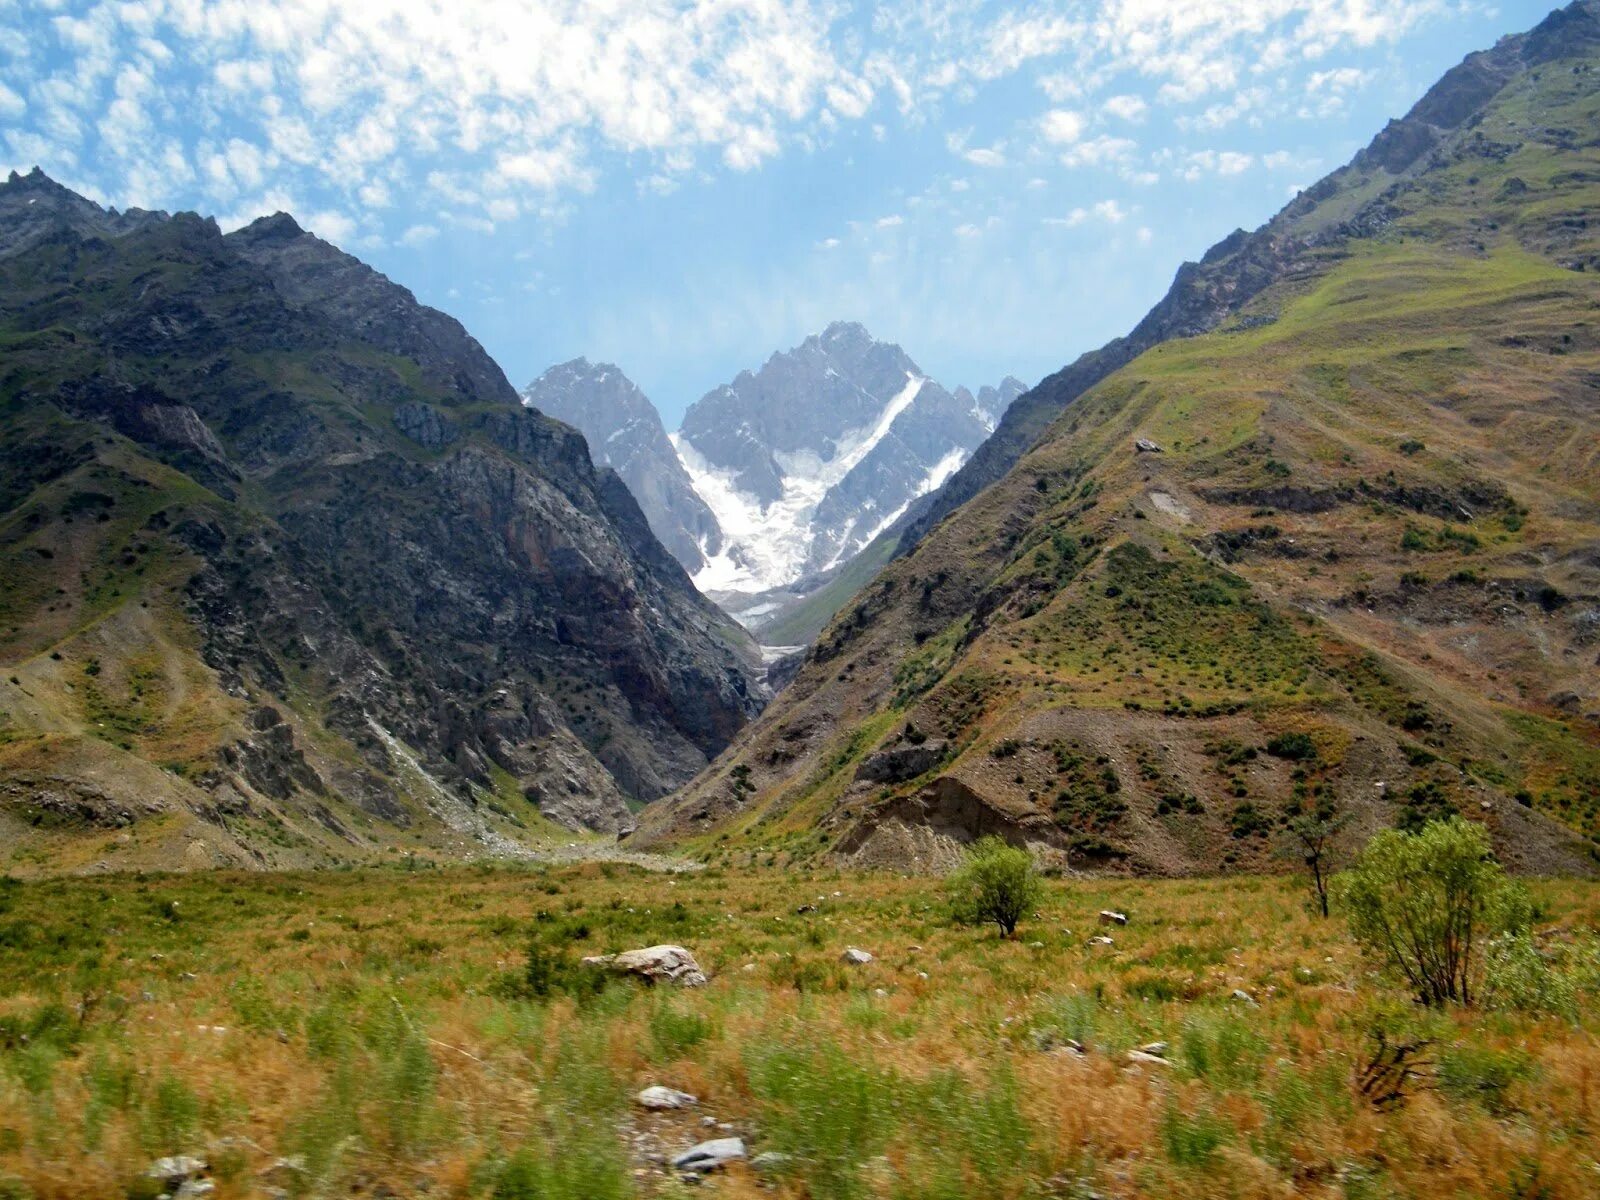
[524,327,1026,631]
[0,168,764,871]
[633,0,1600,877]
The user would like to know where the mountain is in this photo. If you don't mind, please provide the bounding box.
[632,0,1600,877]
[0,168,765,873]
[519,329,1025,639]
[677,322,1022,600]
[522,358,722,572]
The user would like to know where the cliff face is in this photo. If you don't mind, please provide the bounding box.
[0,170,764,870]
[635,2,1600,877]
[522,359,723,573]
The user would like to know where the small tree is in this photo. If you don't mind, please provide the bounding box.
[1334,817,1529,1006]
[728,764,754,804]
[1284,798,1350,918]
[948,836,1042,937]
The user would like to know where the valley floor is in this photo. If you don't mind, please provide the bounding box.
[0,865,1597,1199]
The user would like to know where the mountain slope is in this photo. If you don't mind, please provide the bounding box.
[898,0,1600,558]
[522,359,722,572]
[0,169,764,872]
[633,2,1600,876]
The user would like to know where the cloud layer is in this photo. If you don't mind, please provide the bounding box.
[1,0,1464,243]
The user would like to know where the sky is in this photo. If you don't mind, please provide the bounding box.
[0,0,1563,427]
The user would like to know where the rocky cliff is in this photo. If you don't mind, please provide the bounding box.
[522,359,723,572]
[0,170,764,872]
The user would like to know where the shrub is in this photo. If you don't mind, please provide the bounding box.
[1265,732,1316,761]
[948,837,1042,937]
[1437,1043,1533,1116]
[1335,818,1529,1006]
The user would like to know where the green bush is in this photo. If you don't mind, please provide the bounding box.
[1335,818,1529,1006]
[1437,1043,1533,1116]
[1481,931,1600,1019]
[947,837,1042,937]
[1265,732,1316,761]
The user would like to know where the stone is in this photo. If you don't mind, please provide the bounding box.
[1088,935,1114,946]
[842,947,873,965]
[1135,438,1164,453]
[581,945,707,987]
[637,1085,697,1110]
[1138,1041,1169,1057]
[1098,910,1128,926]
[1231,988,1259,1007]
[750,1151,792,1174]
[1127,1050,1173,1067]
[672,1137,746,1173]
[147,1157,208,1187]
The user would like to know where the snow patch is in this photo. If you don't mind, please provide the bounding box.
[676,373,926,593]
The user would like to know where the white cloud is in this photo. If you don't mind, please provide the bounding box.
[1174,148,1255,180]
[400,223,440,247]
[1048,198,1127,227]
[1039,108,1086,144]
[876,213,903,228]
[1102,93,1146,122]
[1059,134,1135,169]
[946,129,1006,167]
[11,0,856,218]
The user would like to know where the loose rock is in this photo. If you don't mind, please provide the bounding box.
[582,945,707,987]
[1099,910,1128,926]
[637,1086,697,1110]
[673,1137,746,1173]
[842,947,873,965]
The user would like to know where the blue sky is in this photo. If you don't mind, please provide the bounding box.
[0,1,1560,427]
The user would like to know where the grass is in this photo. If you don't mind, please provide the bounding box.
[0,865,1598,1199]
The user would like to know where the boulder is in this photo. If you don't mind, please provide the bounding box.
[672,1137,746,1173]
[1098,910,1128,926]
[581,945,707,987]
[841,947,874,965]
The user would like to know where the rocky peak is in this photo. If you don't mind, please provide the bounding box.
[522,359,723,574]
[0,167,173,259]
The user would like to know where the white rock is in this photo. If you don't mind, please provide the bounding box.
[1098,910,1128,926]
[1088,935,1114,946]
[1127,1050,1173,1067]
[842,947,873,965]
[637,1086,697,1110]
[581,945,707,987]
[147,1157,207,1183]
[672,1137,746,1173]
[1231,988,1259,1007]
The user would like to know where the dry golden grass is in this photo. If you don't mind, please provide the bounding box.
[0,864,1596,1199]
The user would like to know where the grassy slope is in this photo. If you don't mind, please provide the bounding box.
[0,865,1597,1199]
[636,56,1600,873]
